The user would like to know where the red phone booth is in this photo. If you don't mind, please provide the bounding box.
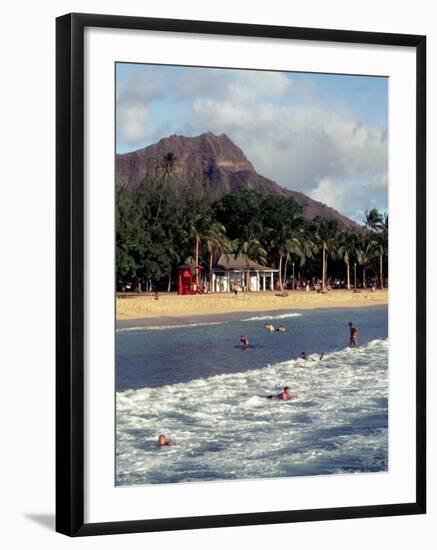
[177,265,202,295]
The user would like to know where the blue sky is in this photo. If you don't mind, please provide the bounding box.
[116,63,388,222]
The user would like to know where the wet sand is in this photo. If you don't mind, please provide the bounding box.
[116,289,388,328]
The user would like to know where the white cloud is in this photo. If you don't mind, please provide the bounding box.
[116,104,151,144]
[188,97,387,194]
[309,175,388,221]
[117,66,388,219]
[118,69,166,105]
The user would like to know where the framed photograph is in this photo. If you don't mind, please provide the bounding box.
[56,13,426,536]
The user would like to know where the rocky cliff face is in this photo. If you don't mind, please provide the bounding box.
[116,132,355,229]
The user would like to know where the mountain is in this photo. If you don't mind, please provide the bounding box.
[116,132,356,229]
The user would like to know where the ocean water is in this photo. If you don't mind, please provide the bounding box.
[116,305,388,486]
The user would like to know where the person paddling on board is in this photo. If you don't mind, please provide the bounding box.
[348,322,358,347]
[158,434,175,447]
[240,335,249,349]
[267,386,295,400]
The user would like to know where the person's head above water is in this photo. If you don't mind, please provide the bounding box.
[283,386,291,393]
[349,321,353,327]
[158,434,166,445]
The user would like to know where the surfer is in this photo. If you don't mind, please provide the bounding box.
[158,434,175,447]
[240,335,249,349]
[348,322,358,347]
[267,386,295,400]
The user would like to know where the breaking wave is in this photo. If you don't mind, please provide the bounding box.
[242,312,302,322]
[116,338,388,486]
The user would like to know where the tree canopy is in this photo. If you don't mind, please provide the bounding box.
[116,157,388,291]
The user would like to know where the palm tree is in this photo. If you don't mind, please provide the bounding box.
[313,219,338,291]
[283,231,313,289]
[337,231,358,290]
[378,213,388,289]
[232,238,267,264]
[154,152,176,227]
[356,238,378,288]
[363,209,388,288]
[364,208,384,233]
[188,214,211,289]
[204,222,230,288]
[165,224,188,292]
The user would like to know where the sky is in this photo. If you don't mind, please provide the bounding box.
[116,63,388,222]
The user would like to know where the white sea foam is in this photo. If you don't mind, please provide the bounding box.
[242,312,302,322]
[117,321,226,332]
[116,339,388,486]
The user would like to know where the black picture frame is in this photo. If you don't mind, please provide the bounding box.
[56,12,426,537]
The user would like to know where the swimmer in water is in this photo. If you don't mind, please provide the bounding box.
[265,323,275,332]
[267,386,295,400]
[299,351,307,360]
[240,335,249,349]
[277,325,286,332]
[158,434,175,447]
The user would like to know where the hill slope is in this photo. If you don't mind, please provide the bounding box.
[116,132,355,229]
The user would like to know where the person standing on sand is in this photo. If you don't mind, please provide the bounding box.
[348,322,358,347]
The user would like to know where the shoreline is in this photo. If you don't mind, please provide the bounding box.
[116,304,386,330]
[116,289,388,329]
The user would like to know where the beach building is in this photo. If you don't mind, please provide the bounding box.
[177,264,203,295]
[211,254,278,292]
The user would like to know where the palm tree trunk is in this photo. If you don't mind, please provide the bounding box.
[284,256,289,289]
[322,243,326,291]
[194,234,200,288]
[167,274,171,292]
[195,234,200,266]
[380,251,384,289]
[346,261,350,290]
[209,251,213,287]
[325,253,328,290]
[154,175,168,227]
[278,254,283,291]
[363,267,366,288]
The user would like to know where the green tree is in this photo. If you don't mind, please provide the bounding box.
[356,238,378,288]
[154,152,176,227]
[364,209,388,288]
[312,218,339,291]
[337,230,358,290]
[204,221,230,287]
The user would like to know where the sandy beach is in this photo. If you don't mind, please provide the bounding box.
[116,289,388,326]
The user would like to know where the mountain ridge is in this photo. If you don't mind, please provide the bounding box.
[116,132,356,230]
